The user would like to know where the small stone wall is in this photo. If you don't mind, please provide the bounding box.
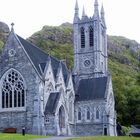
[75,123,103,136]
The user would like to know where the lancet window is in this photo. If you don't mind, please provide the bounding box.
[80,27,85,48]
[89,26,94,47]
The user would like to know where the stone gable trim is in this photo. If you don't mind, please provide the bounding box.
[45,57,56,83]
[56,62,66,88]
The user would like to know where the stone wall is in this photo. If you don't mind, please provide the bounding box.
[74,98,116,136]
[45,115,57,135]
[75,123,103,136]
[0,111,26,133]
[74,100,105,136]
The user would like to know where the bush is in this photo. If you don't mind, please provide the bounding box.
[122,126,131,135]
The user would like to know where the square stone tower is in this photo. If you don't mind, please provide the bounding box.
[73,0,107,79]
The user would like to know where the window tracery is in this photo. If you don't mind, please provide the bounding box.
[1,69,25,109]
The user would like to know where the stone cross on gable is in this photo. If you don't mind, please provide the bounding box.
[11,22,14,31]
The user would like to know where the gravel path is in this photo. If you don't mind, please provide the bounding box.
[34,136,75,140]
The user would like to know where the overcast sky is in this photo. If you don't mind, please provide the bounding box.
[0,0,140,43]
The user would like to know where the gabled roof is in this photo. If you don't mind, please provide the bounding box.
[17,35,49,75]
[16,35,69,82]
[44,92,61,115]
[76,77,108,101]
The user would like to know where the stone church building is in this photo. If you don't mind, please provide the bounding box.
[0,0,117,136]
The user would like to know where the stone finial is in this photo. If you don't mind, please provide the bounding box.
[101,4,105,16]
[11,22,15,31]
[94,0,98,6]
[101,4,106,28]
[75,0,79,11]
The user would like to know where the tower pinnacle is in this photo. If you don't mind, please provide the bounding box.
[75,0,79,11]
[101,4,106,27]
[82,6,86,17]
[94,0,99,17]
[101,4,105,16]
[74,0,79,23]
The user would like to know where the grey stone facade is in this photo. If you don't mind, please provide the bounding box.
[0,31,44,134]
[0,0,116,136]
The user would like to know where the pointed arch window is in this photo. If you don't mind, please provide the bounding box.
[96,108,100,119]
[1,69,26,109]
[80,27,85,48]
[78,108,82,121]
[89,26,94,47]
[86,107,91,120]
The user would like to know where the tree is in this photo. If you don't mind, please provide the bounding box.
[126,85,140,125]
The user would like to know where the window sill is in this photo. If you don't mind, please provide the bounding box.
[85,120,91,122]
[0,107,26,112]
[77,120,82,123]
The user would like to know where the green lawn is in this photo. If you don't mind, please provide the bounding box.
[69,136,140,140]
[0,133,50,140]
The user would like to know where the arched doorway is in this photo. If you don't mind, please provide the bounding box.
[59,105,66,135]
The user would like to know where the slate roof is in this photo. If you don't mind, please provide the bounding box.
[61,62,69,84]
[76,77,108,101]
[39,62,47,73]
[44,92,61,115]
[131,125,140,136]
[17,35,49,75]
[17,35,69,82]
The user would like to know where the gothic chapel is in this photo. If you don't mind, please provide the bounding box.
[0,0,117,136]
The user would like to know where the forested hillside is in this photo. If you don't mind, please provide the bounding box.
[0,22,9,52]
[0,22,140,126]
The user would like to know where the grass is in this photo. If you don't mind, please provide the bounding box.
[0,134,139,140]
[69,136,140,140]
[0,133,50,140]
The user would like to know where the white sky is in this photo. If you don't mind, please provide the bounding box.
[0,0,140,43]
